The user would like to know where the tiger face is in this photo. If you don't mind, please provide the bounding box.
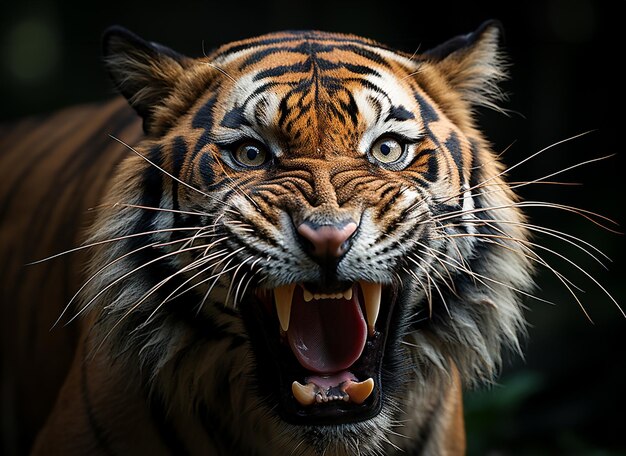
[90,22,531,454]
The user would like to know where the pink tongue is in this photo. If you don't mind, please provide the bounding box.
[287,287,367,374]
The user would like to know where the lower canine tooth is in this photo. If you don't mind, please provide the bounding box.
[345,378,374,405]
[292,381,317,406]
[303,289,313,302]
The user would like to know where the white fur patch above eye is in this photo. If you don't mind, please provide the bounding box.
[212,73,286,157]
[353,72,422,156]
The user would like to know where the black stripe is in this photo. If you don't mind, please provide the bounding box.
[192,96,217,130]
[238,46,287,70]
[340,62,381,77]
[468,138,480,187]
[244,81,281,108]
[414,91,439,125]
[277,96,293,130]
[220,105,250,129]
[192,94,218,157]
[410,175,432,189]
[254,61,311,81]
[445,131,463,171]
[196,366,234,445]
[148,394,191,455]
[199,153,214,187]
[386,105,415,122]
[237,41,392,72]
[338,94,359,125]
[228,335,248,350]
[81,345,116,456]
[336,44,392,67]
[404,148,439,184]
[422,153,440,182]
[346,78,393,104]
[197,401,230,451]
[212,31,397,62]
[171,135,187,229]
[378,185,401,212]
[117,145,175,330]
[252,57,380,83]
[212,35,308,60]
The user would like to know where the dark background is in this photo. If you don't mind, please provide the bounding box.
[1,1,623,454]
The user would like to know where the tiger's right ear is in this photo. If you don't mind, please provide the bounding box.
[102,26,191,132]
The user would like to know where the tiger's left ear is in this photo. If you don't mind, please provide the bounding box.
[424,21,507,111]
[102,26,192,133]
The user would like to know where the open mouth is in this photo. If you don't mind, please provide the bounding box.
[249,281,396,425]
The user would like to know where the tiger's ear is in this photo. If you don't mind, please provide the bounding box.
[102,26,191,132]
[424,20,507,111]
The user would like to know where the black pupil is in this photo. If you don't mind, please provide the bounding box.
[380,142,392,156]
[246,146,259,161]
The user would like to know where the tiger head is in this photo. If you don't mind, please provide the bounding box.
[92,22,531,454]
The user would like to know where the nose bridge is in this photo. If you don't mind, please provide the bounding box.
[308,159,338,208]
[281,158,339,215]
[279,156,361,228]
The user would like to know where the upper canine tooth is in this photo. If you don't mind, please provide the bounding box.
[359,282,381,336]
[303,289,313,302]
[343,288,353,300]
[274,284,296,332]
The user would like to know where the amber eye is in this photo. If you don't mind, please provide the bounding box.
[233,142,268,167]
[370,136,404,164]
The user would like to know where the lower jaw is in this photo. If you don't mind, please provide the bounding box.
[278,331,386,425]
[241,285,396,426]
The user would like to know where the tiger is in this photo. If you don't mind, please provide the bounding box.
[1,21,538,455]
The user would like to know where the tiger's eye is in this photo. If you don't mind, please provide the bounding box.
[370,137,404,164]
[234,142,267,167]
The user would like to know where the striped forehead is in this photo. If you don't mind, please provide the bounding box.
[209,33,422,152]
[210,32,418,69]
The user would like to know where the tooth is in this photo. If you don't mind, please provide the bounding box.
[343,288,353,300]
[359,282,381,336]
[314,293,321,300]
[345,378,374,405]
[292,381,317,406]
[303,289,313,302]
[274,284,296,332]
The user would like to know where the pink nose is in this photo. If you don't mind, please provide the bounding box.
[297,222,358,259]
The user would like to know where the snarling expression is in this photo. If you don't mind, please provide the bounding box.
[98,25,529,452]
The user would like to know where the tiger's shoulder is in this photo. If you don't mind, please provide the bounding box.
[0,97,140,454]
